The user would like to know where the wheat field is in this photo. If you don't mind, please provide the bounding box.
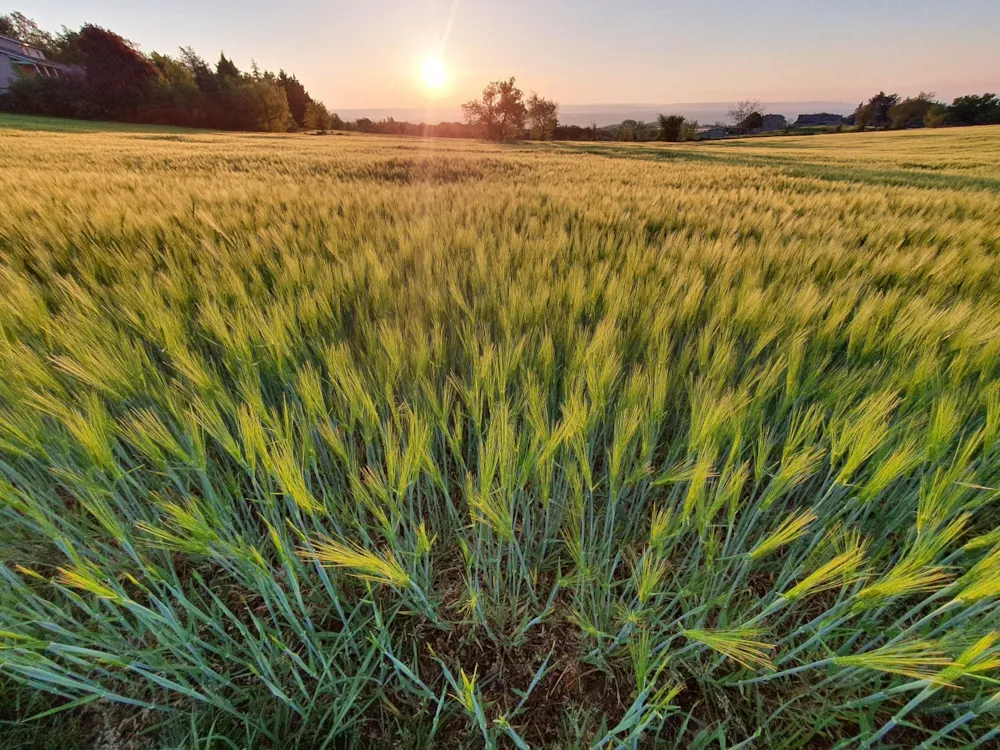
[1,117,999,748]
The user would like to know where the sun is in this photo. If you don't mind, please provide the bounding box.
[421,57,447,91]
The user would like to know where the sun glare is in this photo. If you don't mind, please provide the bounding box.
[421,57,447,91]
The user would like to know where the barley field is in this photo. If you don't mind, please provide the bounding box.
[1,117,999,749]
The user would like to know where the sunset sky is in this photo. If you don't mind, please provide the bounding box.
[26,0,1000,112]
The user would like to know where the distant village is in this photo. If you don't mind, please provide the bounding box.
[696,113,850,140]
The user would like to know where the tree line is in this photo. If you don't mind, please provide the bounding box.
[460,78,560,141]
[0,12,334,132]
[853,91,1000,129]
[459,78,701,142]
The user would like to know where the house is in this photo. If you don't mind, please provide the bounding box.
[760,114,787,131]
[794,113,847,128]
[0,34,69,91]
[697,126,730,140]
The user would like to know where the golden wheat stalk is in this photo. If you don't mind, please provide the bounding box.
[834,641,955,683]
[682,627,775,670]
[782,540,868,601]
[298,537,410,588]
[750,508,818,561]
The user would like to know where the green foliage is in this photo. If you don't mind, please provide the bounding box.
[856,91,900,129]
[462,77,527,141]
[0,120,999,748]
[0,10,55,51]
[304,99,332,132]
[527,92,559,140]
[890,92,937,129]
[925,102,950,128]
[657,113,687,142]
[0,13,315,133]
[227,79,293,132]
[948,93,1000,126]
[278,70,312,128]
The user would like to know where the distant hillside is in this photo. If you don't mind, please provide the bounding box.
[338,101,857,127]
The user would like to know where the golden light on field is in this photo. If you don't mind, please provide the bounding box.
[420,57,447,91]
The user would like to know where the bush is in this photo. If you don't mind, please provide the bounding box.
[657,113,686,142]
[1,75,99,119]
[924,103,950,128]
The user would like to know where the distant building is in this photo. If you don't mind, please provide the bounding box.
[697,126,730,140]
[794,113,847,128]
[0,34,69,91]
[760,114,787,131]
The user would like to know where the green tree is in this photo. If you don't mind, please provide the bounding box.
[0,11,55,51]
[278,70,312,128]
[889,92,936,129]
[143,52,203,126]
[853,102,872,129]
[304,100,331,132]
[462,78,526,141]
[618,119,639,141]
[948,93,1000,125]
[924,103,949,128]
[179,46,218,96]
[526,92,559,140]
[657,114,686,142]
[216,52,241,84]
[250,80,292,132]
[226,80,292,132]
[862,91,899,129]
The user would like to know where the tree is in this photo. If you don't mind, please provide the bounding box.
[330,112,345,130]
[924,103,949,128]
[948,93,1000,125]
[741,111,764,130]
[680,119,699,141]
[526,92,558,140]
[889,92,936,129]
[141,51,203,126]
[853,102,872,129]
[304,100,331,132]
[728,99,763,132]
[0,12,55,51]
[861,92,899,129]
[72,25,160,119]
[179,47,218,96]
[462,78,526,142]
[216,52,241,83]
[0,14,320,134]
[231,80,292,132]
[657,114,685,141]
[278,71,312,128]
[618,119,639,141]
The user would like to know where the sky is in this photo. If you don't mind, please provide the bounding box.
[24,0,1000,115]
